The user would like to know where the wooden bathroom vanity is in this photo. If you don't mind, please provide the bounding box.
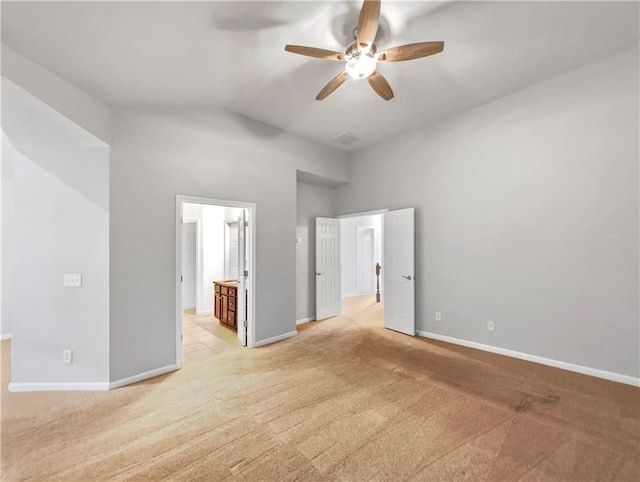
[213,280,238,330]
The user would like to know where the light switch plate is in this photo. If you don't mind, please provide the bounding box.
[63,349,73,364]
[64,273,82,287]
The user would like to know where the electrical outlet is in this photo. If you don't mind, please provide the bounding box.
[487,320,495,331]
[63,349,73,364]
[435,312,442,321]
[64,273,82,287]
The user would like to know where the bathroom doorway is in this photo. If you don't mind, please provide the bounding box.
[175,195,256,367]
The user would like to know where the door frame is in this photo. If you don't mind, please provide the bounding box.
[175,195,257,368]
[337,209,388,303]
[336,209,389,219]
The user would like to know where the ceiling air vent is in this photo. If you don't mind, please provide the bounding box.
[330,131,358,145]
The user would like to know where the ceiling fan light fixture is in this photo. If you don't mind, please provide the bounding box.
[345,49,377,80]
[284,0,444,100]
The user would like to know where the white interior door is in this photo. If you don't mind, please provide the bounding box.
[237,210,247,346]
[357,228,375,293]
[383,208,415,335]
[316,217,340,320]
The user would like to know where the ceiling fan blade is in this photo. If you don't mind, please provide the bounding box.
[316,71,349,100]
[356,0,381,49]
[377,42,444,62]
[367,70,394,101]
[284,45,346,61]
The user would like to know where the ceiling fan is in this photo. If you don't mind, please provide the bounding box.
[284,0,444,101]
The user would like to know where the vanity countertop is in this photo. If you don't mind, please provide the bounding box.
[214,280,237,287]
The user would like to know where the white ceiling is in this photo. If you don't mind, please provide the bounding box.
[2,1,638,152]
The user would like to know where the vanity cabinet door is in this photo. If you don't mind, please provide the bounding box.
[221,295,229,324]
[214,293,221,320]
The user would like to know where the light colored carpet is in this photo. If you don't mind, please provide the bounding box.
[1,295,639,481]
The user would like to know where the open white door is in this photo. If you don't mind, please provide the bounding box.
[316,217,340,320]
[237,210,247,346]
[383,208,415,336]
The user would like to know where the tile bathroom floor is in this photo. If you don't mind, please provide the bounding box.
[182,309,241,363]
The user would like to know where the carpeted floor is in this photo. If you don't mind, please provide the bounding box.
[1,295,639,481]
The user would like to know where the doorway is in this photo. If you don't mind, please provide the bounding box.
[339,213,383,300]
[175,195,256,368]
[357,227,375,294]
[314,209,415,336]
[311,209,416,336]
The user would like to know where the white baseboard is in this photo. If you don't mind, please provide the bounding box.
[417,331,640,387]
[1,333,13,340]
[296,317,315,325]
[195,310,213,316]
[109,364,179,389]
[254,330,297,348]
[9,381,110,392]
[9,364,178,392]
[8,364,181,392]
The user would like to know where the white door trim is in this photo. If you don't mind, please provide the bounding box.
[236,210,247,346]
[175,195,257,368]
[336,208,389,219]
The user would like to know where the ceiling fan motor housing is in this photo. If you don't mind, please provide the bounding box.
[345,41,376,57]
[345,45,378,80]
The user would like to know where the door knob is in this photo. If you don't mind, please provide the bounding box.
[402,275,412,280]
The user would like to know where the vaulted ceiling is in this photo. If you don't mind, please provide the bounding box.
[2,1,638,152]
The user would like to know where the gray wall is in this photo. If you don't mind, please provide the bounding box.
[2,80,110,385]
[110,108,349,381]
[2,46,111,145]
[336,48,639,378]
[295,182,335,321]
